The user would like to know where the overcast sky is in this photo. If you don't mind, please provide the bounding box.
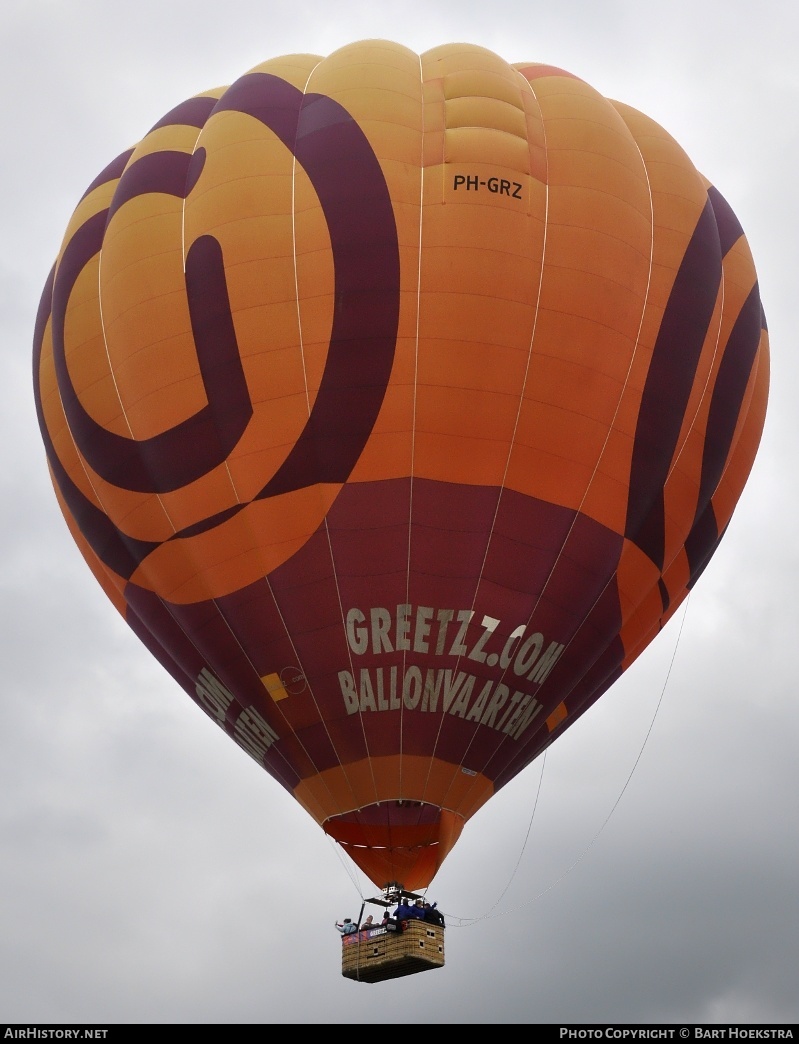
[2,0,797,1026]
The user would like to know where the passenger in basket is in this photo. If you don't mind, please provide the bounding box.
[409,899,426,919]
[382,909,401,930]
[393,897,413,924]
[423,902,446,928]
[360,914,375,930]
[334,918,358,935]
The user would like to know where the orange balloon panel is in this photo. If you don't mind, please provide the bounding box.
[34,41,769,890]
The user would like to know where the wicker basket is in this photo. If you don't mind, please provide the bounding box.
[341,920,445,983]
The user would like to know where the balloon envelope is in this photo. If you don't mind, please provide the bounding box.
[34,41,769,890]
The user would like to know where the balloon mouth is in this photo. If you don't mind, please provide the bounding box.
[324,803,465,891]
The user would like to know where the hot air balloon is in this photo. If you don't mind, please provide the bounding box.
[34,41,769,909]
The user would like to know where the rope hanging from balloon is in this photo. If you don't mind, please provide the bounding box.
[447,592,692,929]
